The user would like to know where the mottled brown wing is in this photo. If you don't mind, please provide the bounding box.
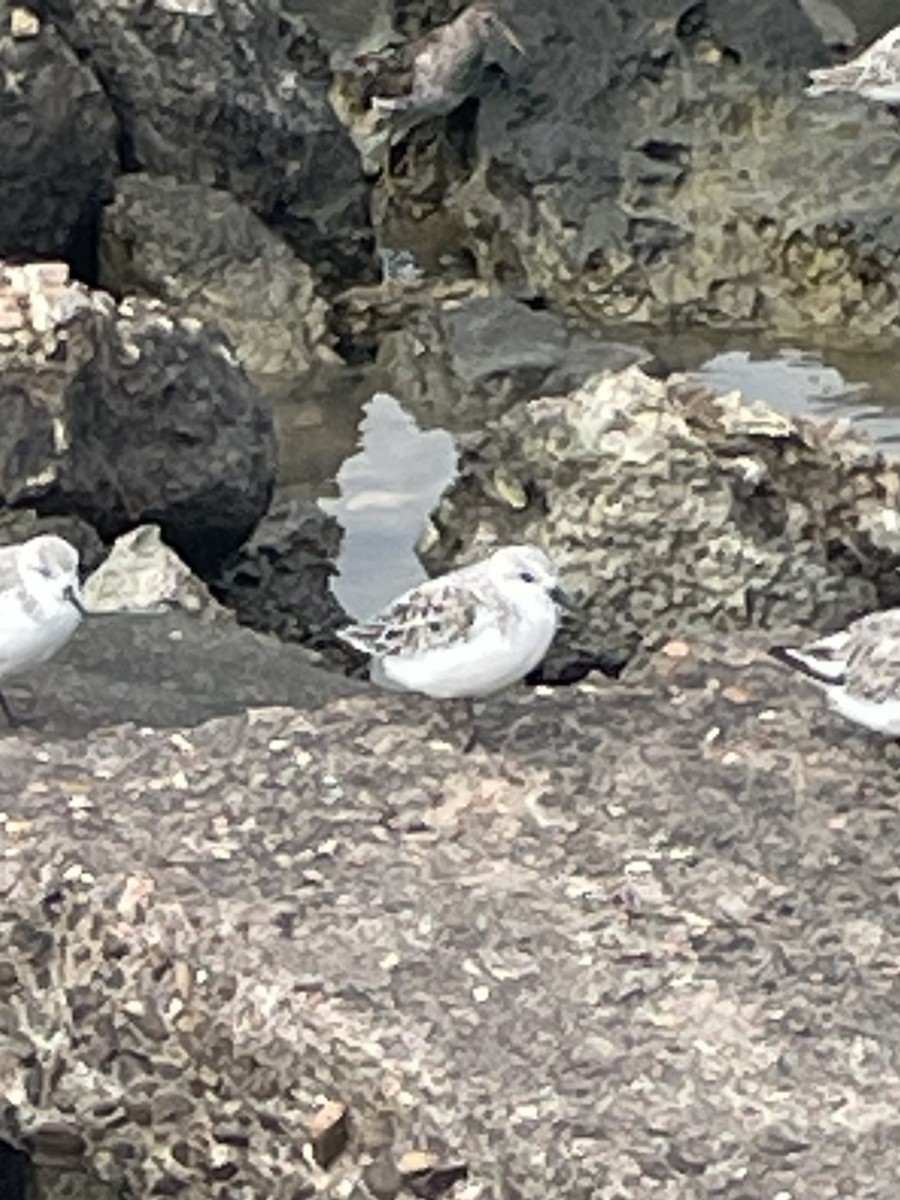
[844,611,900,702]
[339,577,482,658]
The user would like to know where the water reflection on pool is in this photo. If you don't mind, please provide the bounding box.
[319,391,457,618]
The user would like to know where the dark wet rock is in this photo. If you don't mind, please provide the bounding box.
[212,496,347,648]
[398,1153,469,1199]
[3,627,900,1197]
[1,605,357,739]
[0,0,117,265]
[309,1100,350,1169]
[0,1141,26,1200]
[40,0,375,286]
[336,0,900,344]
[0,261,275,569]
[99,174,338,380]
[377,293,655,429]
[420,365,900,673]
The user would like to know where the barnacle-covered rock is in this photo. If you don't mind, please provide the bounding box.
[351,0,900,344]
[421,365,900,672]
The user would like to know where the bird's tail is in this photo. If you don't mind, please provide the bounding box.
[336,623,378,654]
[805,65,860,96]
[767,643,847,686]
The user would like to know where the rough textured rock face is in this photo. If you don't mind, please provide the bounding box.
[212,496,348,647]
[0,509,105,574]
[0,607,356,741]
[0,1142,26,1200]
[4,626,900,1197]
[0,0,118,265]
[99,174,339,379]
[332,276,491,360]
[339,0,900,343]
[421,366,900,672]
[0,261,276,568]
[39,0,375,285]
[31,1162,116,1200]
[377,293,655,430]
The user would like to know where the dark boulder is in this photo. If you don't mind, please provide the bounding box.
[40,0,375,285]
[377,292,655,430]
[0,0,117,266]
[0,262,276,569]
[212,496,348,648]
[99,173,338,380]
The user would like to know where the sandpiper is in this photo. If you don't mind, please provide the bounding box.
[770,609,900,736]
[0,534,85,726]
[806,24,900,105]
[338,544,565,749]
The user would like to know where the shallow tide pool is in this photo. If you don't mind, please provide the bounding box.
[274,338,900,618]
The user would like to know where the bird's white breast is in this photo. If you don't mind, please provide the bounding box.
[0,588,81,680]
[380,598,557,699]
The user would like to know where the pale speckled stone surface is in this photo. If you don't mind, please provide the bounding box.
[3,624,900,1197]
[82,525,230,620]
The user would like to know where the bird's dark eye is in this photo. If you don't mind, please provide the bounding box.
[519,570,537,583]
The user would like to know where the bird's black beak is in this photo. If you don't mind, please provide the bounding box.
[549,584,579,613]
[63,584,87,617]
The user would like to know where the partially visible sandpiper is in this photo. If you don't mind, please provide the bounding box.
[357,2,525,133]
[770,610,900,736]
[806,24,900,105]
[0,534,85,726]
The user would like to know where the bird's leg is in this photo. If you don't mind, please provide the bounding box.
[460,696,479,754]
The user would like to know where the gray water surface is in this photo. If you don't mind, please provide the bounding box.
[319,391,456,617]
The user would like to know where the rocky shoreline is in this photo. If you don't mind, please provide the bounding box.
[3,0,900,1196]
[7,623,900,1199]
